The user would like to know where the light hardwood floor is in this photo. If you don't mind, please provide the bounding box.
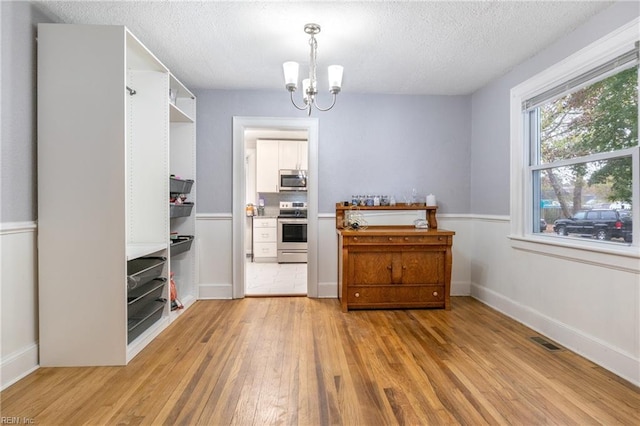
[2,297,638,425]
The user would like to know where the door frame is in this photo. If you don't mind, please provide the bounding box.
[232,116,319,298]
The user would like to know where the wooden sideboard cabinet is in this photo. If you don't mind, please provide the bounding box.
[336,203,454,312]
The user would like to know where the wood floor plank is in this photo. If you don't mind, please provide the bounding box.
[2,297,639,425]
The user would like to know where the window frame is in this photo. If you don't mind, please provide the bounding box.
[509,17,640,271]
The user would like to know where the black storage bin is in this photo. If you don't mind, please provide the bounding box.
[127,301,164,344]
[170,202,194,218]
[170,177,194,194]
[170,236,194,256]
[127,278,166,318]
[127,257,166,290]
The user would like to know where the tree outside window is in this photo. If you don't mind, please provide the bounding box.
[530,65,637,242]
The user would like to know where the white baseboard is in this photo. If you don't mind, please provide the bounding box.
[317,282,338,298]
[471,283,640,387]
[451,280,471,296]
[1,343,39,391]
[198,283,233,299]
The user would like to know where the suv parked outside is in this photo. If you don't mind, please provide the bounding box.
[553,209,632,242]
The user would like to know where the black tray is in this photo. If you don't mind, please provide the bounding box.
[170,177,194,194]
[170,235,194,256]
[127,278,166,318]
[127,257,166,291]
[170,202,194,218]
[127,301,164,344]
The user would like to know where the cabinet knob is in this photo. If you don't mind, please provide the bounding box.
[354,292,360,298]
[353,237,358,241]
[404,237,409,241]
[387,265,392,270]
[388,237,393,241]
[402,266,407,270]
[433,291,438,296]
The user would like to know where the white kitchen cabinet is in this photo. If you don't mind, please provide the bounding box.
[279,140,308,170]
[256,139,308,193]
[253,218,277,262]
[256,139,279,192]
[37,24,196,366]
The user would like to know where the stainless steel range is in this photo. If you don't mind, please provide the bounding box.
[277,201,307,263]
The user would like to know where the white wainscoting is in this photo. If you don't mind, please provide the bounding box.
[196,214,234,299]
[196,212,473,300]
[471,215,640,387]
[5,215,636,388]
[1,222,39,390]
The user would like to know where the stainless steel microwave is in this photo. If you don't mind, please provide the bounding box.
[279,169,307,192]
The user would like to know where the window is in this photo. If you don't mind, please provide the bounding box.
[527,63,637,245]
[510,18,639,266]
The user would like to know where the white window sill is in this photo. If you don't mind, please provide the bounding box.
[509,234,640,273]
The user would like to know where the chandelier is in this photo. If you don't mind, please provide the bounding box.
[282,23,344,115]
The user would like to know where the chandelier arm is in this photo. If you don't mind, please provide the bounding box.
[311,93,337,112]
[289,91,309,111]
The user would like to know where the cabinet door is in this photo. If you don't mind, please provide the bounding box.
[401,250,444,284]
[298,141,308,170]
[278,140,300,170]
[256,140,279,192]
[349,251,394,284]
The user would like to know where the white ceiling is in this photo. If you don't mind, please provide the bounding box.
[32,1,614,95]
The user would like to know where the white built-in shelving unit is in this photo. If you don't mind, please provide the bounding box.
[168,74,197,317]
[37,24,196,366]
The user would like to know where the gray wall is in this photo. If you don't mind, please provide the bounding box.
[470,0,639,215]
[195,89,471,214]
[1,1,53,222]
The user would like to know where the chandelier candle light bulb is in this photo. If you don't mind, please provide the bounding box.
[283,23,343,115]
[283,61,299,90]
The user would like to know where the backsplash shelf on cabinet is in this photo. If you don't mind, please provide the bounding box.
[335,202,438,230]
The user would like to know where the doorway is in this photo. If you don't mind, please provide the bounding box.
[232,117,319,299]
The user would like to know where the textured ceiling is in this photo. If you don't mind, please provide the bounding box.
[32,1,615,95]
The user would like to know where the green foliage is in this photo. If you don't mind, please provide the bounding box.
[540,65,638,208]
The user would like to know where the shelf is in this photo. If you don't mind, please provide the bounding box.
[127,256,166,291]
[335,202,439,230]
[127,301,165,344]
[170,103,194,123]
[126,243,167,261]
[336,202,437,211]
[170,177,194,194]
[170,235,194,256]
[170,202,194,218]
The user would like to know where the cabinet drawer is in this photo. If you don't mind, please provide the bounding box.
[345,235,449,245]
[254,227,277,242]
[347,285,445,307]
[253,218,277,228]
[254,242,277,257]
